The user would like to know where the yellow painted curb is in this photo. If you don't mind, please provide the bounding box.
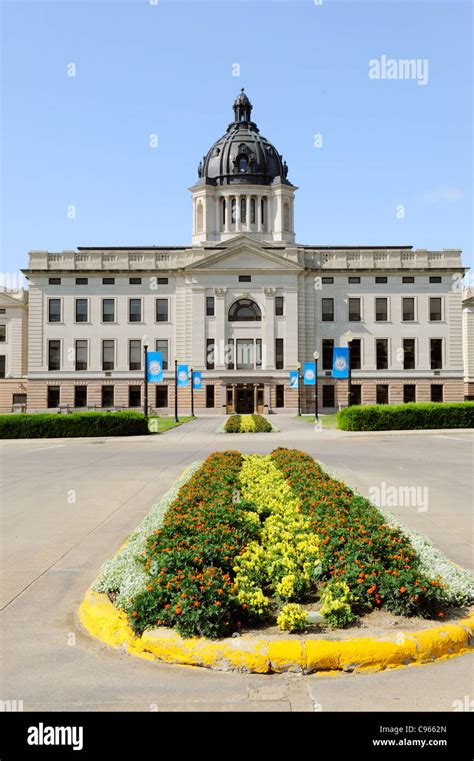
[78,587,474,674]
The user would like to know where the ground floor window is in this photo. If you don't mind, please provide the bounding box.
[376,384,389,405]
[0,355,5,378]
[102,385,114,408]
[322,384,335,408]
[276,384,284,408]
[74,385,87,407]
[350,384,361,405]
[129,385,141,407]
[47,386,60,408]
[206,385,215,408]
[431,384,443,402]
[156,385,168,408]
[12,393,27,406]
[403,384,416,403]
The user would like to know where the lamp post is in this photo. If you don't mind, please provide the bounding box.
[190,367,194,418]
[313,350,320,420]
[174,357,179,423]
[296,361,301,416]
[346,331,353,407]
[143,343,149,418]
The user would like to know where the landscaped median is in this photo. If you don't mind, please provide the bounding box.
[79,449,474,674]
[220,414,276,433]
[337,401,474,431]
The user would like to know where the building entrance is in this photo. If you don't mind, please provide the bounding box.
[235,386,254,414]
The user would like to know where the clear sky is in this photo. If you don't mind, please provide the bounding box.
[1,0,472,278]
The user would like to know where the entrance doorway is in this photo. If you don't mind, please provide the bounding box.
[235,386,254,414]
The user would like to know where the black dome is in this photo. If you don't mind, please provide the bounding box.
[197,89,290,187]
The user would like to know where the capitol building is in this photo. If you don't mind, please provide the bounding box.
[0,90,471,414]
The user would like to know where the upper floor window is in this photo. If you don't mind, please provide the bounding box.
[103,277,115,285]
[239,275,251,283]
[129,277,142,285]
[322,339,334,370]
[322,277,334,284]
[75,298,88,323]
[375,297,388,322]
[0,325,5,342]
[429,276,442,284]
[348,298,361,321]
[430,339,443,369]
[238,156,248,172]
[129,298,142,322]
[228,299,261,322]
[156,298,169,322]
[48,340,60,371]
[402,276,415,284]
[321,298,334,322]
[48,298,61,323]
[375,276,387,284]
[76,277,88,285]
[250,198,256,224]
[348,276,360,284]
[430,297,442,321]
[206,296,215,316]
[240,197,247,224]
[275,296,284,316]
[0,355,5,378]
[102,298,115,323]
[48,278,61,285]
[350,338,361,370]
[402,297,415,322]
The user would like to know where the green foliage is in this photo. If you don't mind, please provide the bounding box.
[0,411,149,439]
[224,413,272,433]
[320,580,356,628]
[337,402,474,431]
[277,603,308,633]
[224,415,242,433]
[251,414,272,432]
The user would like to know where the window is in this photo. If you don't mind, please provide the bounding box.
[102,298,115,322]
[102,340,115,371]
[75,340,88,371]
[321,277,334,284]
[156,299,169,322]
[0,325,6,342]
[431,384,443,402]
[429,276,442,284]
[206,339,215,370]
[156,386,168,408]
[228,299,261,321]
[0,355,5,378]
[350,338,361,370]
[351,385,361,405]
[206,385,215,408]
[206,296,215,316]
[322,385,335,408]
[375,276,387,284]
[156,339,169,370]
[240,197,246,223]
[275,338,284,370]
[250,198,256,224]
[157,277,169,285]
[48,340,60,371]
[275,296,284,316]
[48,277,61,285]
[0,309,5,314]
[348,298,361,321]
[261,197,266,225]
[402,276,414,284]
[283,203,290,231]
[129,386,141,407]
[276,385,284,408]
[403,339,415,370]
[404,385,416,403]
[375,297,388,321]
[11,393,26,406]
[430,339,442,369]
[129,298,142,323]
[348,276,360,284]
[376,384,389,404]
[102,386,114,408]
[129,340,142,371]
[76,277,88,285]
[402,297,415,322]
[74,386,87,408]
[322,298,334,322]
[430,297,442,321]
[376,339,388,370]
[75,298,88,323]
[48,299,61,322]
[129,277,142,285]
[239,156,248,173]
[239,275,251,283]
[231,198,236,223]
[102,277,115,285]
[236,339,253,370]
[221,198,226,226]
[256,339,262,368]
[47,386,60,408]
[226,339,235,370]
[322,339,334,370]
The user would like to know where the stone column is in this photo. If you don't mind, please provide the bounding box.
[264,287,276,369]
[257,194,262,232]
[236,194,241,232]
[214,287,227,370]
[224,197,230,233]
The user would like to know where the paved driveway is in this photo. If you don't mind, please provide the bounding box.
[1,418,472,711]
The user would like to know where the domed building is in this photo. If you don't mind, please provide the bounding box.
[9,89,467,415]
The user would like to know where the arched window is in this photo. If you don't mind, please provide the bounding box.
[250,198,256,224]
[231,198,236,224]
[228,299,262,322]
[241,197,246,224]
[238,156,248,172]
[283,202,290,231]
[196,202,204,233]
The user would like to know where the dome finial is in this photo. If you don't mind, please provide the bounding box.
[233,88,252,123]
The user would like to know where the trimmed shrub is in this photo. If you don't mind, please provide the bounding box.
[0,411,149,439]
[224,415,242,433]
[252,414,272,432]
[224,413,272,433]
[337,402,474,431]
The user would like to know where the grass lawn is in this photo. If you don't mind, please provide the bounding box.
[298,413,339,429]
[148,416,194,433]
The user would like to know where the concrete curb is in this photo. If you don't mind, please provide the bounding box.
[78,588,474,674]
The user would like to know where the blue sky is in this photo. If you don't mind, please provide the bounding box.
[1,0,472,277]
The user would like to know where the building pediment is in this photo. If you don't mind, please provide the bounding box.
[187,236,302,272]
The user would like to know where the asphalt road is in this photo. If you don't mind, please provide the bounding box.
[1,417,473,711]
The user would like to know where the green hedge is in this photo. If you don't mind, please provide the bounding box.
[224,415,242,433]
[0,411,149,439]
[251,413,272,432]
[337,402,474,431]
[223,413,273,433]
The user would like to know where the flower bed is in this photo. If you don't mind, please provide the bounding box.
[223,414,273,433]
[93,449,474,640]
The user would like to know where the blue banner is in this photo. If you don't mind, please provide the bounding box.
[177,364,189,387]
[192,371,202,389]
[146,352,163,382]
[303,362,316,385]
[289,370,299,389]
[332,347,349,378]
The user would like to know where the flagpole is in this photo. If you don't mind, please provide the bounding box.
[143,343,149,418]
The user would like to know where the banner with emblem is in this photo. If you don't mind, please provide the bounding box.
[146,352,163,382]
[303,362,316,385]
[289,370,299,389]
[332,347,349,378]
[192,371,202,389]
[177,364,189,387]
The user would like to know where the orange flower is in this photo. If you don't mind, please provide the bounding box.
[438,612,445,618]
[132,611,138,618]
[174,605,182,615]
[399,587,407,593]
